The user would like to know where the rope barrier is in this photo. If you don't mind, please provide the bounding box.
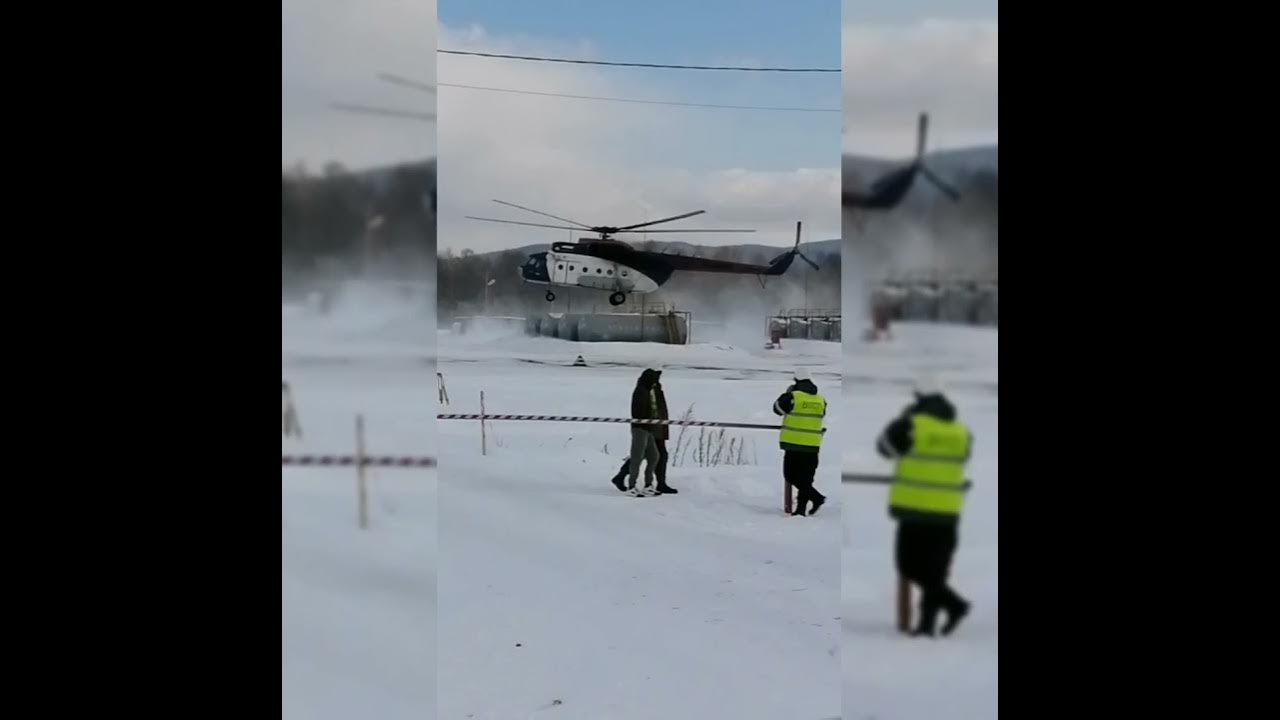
[437,413,788,431]
[282,455,437,468]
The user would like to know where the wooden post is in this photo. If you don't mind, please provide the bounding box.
[480,391,487,456]
[784,479,793,515]
[897,575,912,633]
[356,414,368,530]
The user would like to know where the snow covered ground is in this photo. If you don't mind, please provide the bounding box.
[282,288,437,720]
[842,323,998,720]
[437,321,843,720]
[280,299,995,719]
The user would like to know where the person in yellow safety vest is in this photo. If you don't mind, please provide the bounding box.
[773,367,827,516]
[876,373,973,637]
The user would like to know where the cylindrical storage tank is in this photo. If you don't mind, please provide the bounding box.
[885,287,907,320]
[526,316,542,336]
[769,318,789,339]
[557,314,580,342]
[974,287,998,326]
[903,287,940,321]
[788,318,809,339]
[579,314,625,342]
[829,318,842,342]
[640,315,670,343]
[938,286,978,324]
[540,314,558,337]
[870,287,893,318]
[810,319,830,341]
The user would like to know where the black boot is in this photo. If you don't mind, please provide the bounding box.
[656,482,678,494]
[912,593,941,637]
[808,494,826,515]
[611,458,629,492]
[941,596,970,637]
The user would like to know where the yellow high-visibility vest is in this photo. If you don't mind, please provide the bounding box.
[780,390,826,453]
[889,414,971,517]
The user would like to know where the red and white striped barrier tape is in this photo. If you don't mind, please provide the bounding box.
[437,413,787,431]
[282,455,437,468]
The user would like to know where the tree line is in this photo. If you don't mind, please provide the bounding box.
[281,158,436,298]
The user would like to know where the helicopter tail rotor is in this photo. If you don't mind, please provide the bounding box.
[793,221,820,271]
[916,112,928,161]
[914,112,961,202]
[919,164,962,201]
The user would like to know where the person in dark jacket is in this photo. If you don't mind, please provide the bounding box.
[773,368,827,516]
[618,365,662,496]
[877,373,973,637]
[611,364,677,494]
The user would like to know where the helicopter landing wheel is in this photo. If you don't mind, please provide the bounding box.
[608,292,626,306]
[545,291,556,302]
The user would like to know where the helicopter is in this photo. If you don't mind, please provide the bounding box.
[843,112,961,213]
[465,200,821,306]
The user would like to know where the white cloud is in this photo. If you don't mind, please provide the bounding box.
[842,19,998,156]
[437,23,840,254]
[281,0,436,171]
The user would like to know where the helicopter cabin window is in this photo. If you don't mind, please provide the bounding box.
[607,269,613,275]
[569,265,575,271]
[596,268,602,274]
[557,264,563,270]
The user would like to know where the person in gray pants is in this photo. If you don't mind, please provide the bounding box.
[611,364,678,494]
[624,365,663,497]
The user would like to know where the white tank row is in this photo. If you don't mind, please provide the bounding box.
[525,313,690,344]
[872,284,998,326]
[767,316,843,342]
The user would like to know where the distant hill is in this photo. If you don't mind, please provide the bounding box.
[843,145,997,208]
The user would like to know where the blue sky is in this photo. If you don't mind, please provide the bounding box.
[842,0,998,23]
[438,0,841,173]
[439,0,840,68]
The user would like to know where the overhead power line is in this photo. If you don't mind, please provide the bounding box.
[438,49,840,73]
[437,82,839,113]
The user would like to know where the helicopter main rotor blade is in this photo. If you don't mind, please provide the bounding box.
[377,73,437,94]
[331,103,436,122]
[491,200,595,229]
[614,228,755,234]
[920,165,961,201]
[617,210,706,230]
[465,216,584,231]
